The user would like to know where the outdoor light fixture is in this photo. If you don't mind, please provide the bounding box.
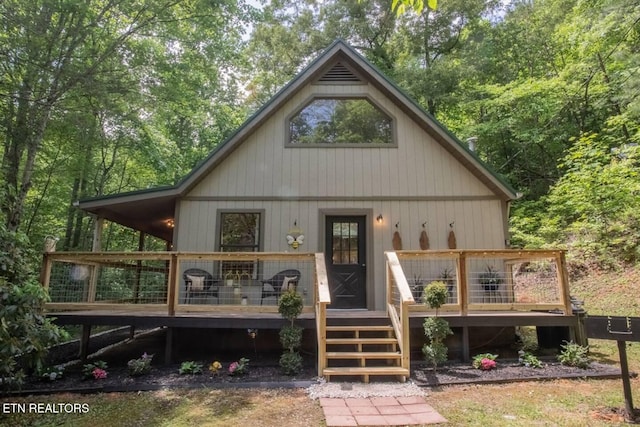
[376,214,383,223]
[166,218,175,228]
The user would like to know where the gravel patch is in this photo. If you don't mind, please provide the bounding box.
[306,378,426,399]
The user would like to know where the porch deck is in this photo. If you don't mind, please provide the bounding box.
[41,249,578,375]
[48,308,578,330]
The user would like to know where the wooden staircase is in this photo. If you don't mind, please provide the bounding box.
[321,322,410,383]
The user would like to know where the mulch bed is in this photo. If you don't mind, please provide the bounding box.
[2,328,632,396]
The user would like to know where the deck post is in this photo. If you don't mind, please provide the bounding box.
[458,252,468,315]
[461,326,470,362]
[557,251,573,315]
[167,253,178,316]
[79,324,91,361]
[164,327,173,365]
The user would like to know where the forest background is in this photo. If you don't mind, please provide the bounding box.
[1,0,639,274]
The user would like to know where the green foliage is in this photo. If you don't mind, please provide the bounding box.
[279,352,304,376]
[546,134,640,270]
[422,317,453,342]
[422,281,448,310]
[178,361,203,375]
[127,353,154,377]
[279,325,303,352]
[278,290,304,375]
[557,341,590,369]
[0,279,68,388]
[82,360,108,380]
[278,290,304,324]
[37,365,64,382]
[421,342,449,369]
[518,351,543,369]
[472,353,498,370]
[422,288,453,370]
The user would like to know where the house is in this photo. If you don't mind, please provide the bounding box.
[76,40,517,309]
[45,40,578,381]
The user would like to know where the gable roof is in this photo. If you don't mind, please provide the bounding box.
[77,39,518,242]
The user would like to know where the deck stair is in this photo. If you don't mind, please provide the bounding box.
[322,321,409,383]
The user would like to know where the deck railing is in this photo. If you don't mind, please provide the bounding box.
[41,251,319,314]
[314,253,331,376]
[385,252,415,374]
[395,250,572,315]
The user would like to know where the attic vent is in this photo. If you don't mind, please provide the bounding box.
[318,62,361,82]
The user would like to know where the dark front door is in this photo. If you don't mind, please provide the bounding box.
[325,216,367,309]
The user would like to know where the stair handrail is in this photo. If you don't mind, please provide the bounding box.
[385,251,415,376]
[314,252,331,377]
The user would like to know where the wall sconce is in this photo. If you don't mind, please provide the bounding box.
[376,214,383,224]
[165,218,175,228]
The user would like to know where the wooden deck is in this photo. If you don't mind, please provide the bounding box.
[47,308,577,329]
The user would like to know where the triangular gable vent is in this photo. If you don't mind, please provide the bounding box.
[318,62,361,82]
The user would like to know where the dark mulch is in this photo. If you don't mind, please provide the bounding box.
[412,361,624,387]
[4,328,630,396]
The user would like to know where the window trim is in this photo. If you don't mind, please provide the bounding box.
[285,95,397,148]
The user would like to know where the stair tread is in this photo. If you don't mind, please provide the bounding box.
[323,366,409,375]
[326,325,394,332]
[326,337,398,344]
[326,351,401,359]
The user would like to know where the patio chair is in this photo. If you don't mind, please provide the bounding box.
[183,268,218,304]
[260,269,301,305]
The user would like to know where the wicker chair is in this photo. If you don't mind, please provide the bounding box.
[183,268,218,304]
[260,269,301,305]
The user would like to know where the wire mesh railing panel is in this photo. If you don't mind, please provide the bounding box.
[467,257,561,305]
[47,259,170,304]
[396,257,459,305]
[178,256,315,307]
[48,262,92,303]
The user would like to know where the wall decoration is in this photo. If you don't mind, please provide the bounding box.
[419,222,430,250]
[286,221,305,249]
[447,222,457,249]
[392,222,403,250]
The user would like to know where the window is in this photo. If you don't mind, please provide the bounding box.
[289,98,393,145]
[218,212,261,277]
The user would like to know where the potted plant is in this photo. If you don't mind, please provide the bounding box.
[478,265,502,291]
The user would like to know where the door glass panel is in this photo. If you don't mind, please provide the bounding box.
[332,221,358,265]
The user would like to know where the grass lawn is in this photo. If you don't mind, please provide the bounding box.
[1,268,639,426]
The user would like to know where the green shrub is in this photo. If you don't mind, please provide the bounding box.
[279,352,303,376]
[127,353,154,377]
[0,228,68,389]
[278,290,303,323]
[278,290,304,375]
[518,351,543,368]
[279,325,303,351]
[422,281,453,370]
[422,281,448,311]
[38,365,64,382]
[557,341,590,369]
[178,361,203,375]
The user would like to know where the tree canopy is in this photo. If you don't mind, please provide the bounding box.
[1,0,638,271]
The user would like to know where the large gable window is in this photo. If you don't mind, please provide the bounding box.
[289,97,393,145]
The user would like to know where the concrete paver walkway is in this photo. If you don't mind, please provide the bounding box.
[320,396,447,426]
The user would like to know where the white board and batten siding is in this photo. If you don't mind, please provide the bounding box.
[175,83,508,310]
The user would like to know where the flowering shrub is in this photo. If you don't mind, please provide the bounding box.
[82,361,108,380]
[92,368,108,379]
[209,361,223,375]
[127,352,154,376]
[228,357,249,376]
[480,358,497,371]
[472,353,498,370]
